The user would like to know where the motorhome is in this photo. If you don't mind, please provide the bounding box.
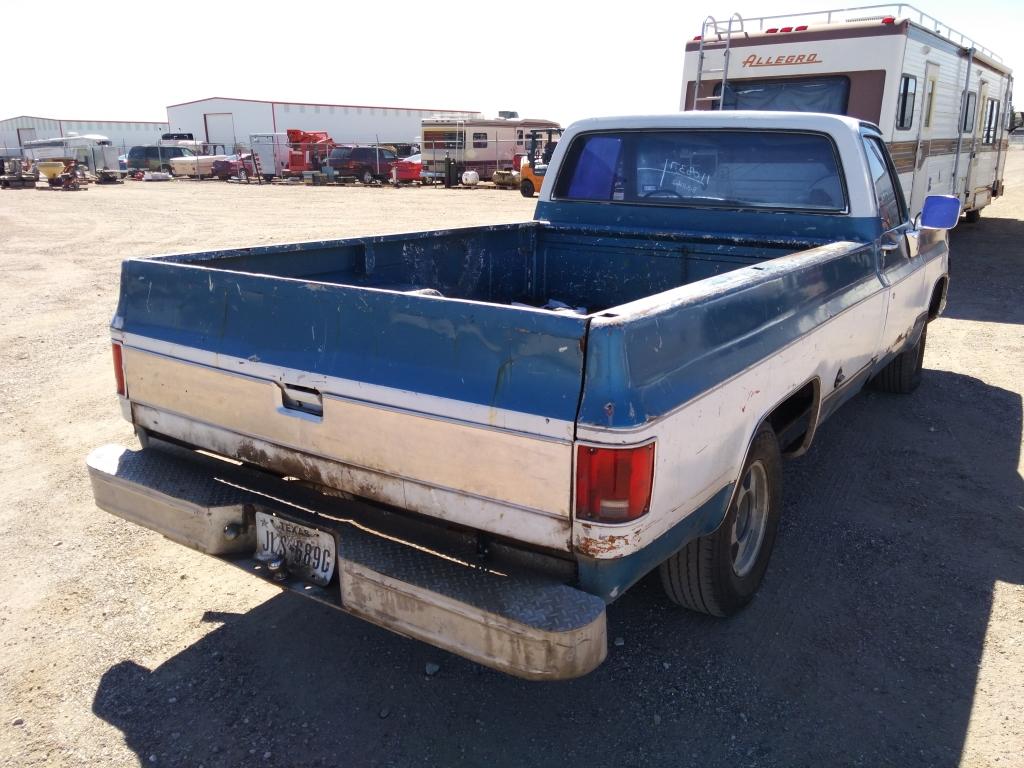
[681,4,1015,220]
[421,113,560,180]
[22,133,122,175]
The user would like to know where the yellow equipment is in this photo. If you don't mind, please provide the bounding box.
[519,128,562,197]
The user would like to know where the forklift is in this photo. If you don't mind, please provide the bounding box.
[519,128,562,197]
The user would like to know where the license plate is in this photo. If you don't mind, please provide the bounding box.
[255,512,336,586]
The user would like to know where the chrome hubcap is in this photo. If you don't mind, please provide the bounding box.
[731,460,769,577]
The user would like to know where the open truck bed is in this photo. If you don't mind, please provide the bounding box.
[112,221,818,547]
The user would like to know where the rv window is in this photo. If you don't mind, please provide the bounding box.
[896,75,916,130]
[554,130,846,212]
[473,132,488,149]
[962,92,977,133]
[423,131,464,151]
[983,98,1001,144]
[924,78,937,128]
[715,76,850,114]
[862,136,905,230]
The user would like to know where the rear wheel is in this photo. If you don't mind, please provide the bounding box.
[965,208,981,223]
[870,326,926,394]
[360,168,374,185]
[659,424,782,616]
[520,178,535,197]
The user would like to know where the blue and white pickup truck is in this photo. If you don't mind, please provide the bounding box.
[87,112,960,679]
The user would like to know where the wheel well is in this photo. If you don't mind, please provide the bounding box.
[765,379,819,458]
[928,277,948,320]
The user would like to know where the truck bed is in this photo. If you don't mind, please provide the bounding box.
[113,221,827,553]
[156,221,809,313]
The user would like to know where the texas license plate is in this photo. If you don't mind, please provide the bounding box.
[255,512,336,586]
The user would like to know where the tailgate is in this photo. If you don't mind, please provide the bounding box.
[114,258,588,550]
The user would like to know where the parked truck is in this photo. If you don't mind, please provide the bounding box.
[87,112,959,679]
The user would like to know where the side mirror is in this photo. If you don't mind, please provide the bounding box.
[1009,110,1023,132]
[920,194,961,230]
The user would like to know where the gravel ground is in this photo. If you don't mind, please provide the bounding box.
[0,167,1021,768]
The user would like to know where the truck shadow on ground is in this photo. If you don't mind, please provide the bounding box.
[93,366,1022,768]
[943,214,1024,324]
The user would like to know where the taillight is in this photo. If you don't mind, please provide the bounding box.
[112,342,126,396]
[575,443,655,523]
[881,15,895,24]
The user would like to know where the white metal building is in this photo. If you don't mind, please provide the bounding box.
[0,115,169,156]
[164,97,482,148]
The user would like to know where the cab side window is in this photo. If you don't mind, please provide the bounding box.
[862,136,905,230]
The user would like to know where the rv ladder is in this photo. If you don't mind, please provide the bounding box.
[692,12,745,110]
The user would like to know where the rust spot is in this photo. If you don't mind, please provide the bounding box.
[741,388,761,413]
[233,439,384,502]
[576,534,631,557]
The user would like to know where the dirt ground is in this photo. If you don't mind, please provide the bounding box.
[0,166,1021,768]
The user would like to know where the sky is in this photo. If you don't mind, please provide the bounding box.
[5,0,1022,127]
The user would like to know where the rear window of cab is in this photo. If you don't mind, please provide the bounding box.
[552,129,848,212]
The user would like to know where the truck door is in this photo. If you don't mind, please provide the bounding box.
[910,62,940,215]
[863,134,927,357]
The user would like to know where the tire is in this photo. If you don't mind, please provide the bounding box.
[520,179,535,197]
[659,423,783,617]
[360,168,374,185]
[870,325,926,394]
[965,208,981,223]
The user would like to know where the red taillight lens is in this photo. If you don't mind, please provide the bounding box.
[795,24,808,31]
[112,342,126,396]
[780,25,793,32]
[575,443,655,523]
[766,27,778,33]
[881,15,895,24]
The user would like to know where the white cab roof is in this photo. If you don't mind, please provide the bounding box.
[540,112,878,217]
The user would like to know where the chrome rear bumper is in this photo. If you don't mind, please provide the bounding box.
[86,443,607,680]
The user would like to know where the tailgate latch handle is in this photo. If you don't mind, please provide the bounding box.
[279,383,324,419]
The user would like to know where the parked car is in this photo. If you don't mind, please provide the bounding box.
[212,154,255,180]
[390,153,422,183]
[328,145,397,184]
[126,145,196,172]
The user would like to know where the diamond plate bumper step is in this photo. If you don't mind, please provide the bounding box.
[86,443,607,679]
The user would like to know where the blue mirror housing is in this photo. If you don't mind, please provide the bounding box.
[920,194,961,230]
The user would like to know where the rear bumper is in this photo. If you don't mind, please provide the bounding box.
[86,443,607,680]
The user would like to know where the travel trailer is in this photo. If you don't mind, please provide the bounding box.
[681,4,1016,220]
[421,113,560,180]
[22,133,122,175]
